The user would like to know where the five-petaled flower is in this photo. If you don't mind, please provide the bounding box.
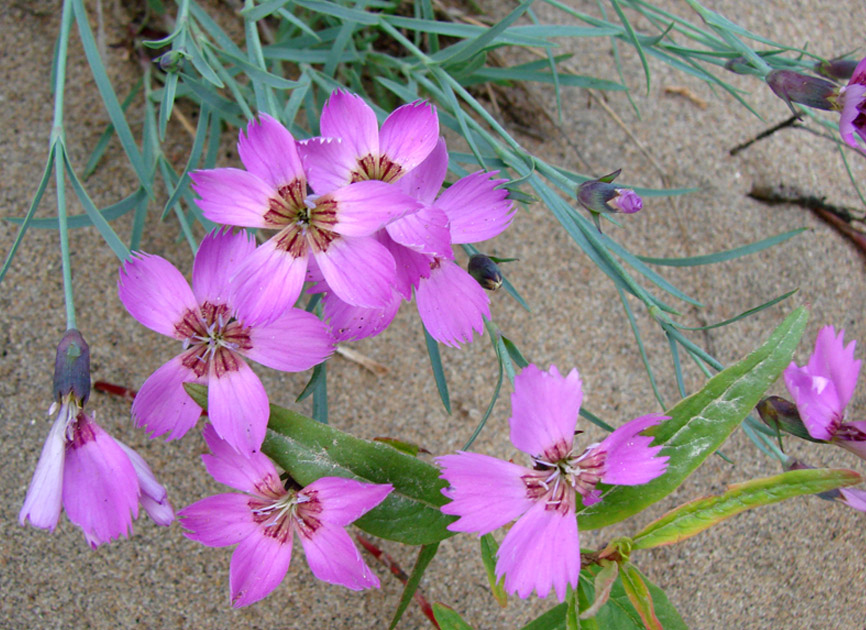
[784,326,866,459]
[118,228,333,456]
[20,330,173,547]
[436,364,668,601]
[179,425,393,607]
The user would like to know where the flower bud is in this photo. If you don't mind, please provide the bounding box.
[154,50,184,72]
[467,254,503,291]
[815,58,858,81]
[756,396,821,442]
[53,329,91,405]
[577,169,643,231]
[766,70,837,111]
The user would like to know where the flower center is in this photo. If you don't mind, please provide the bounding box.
[351,153,403,183]
[525,444,608,512]
[249,485,324,543]
[264,180,341,256]
[176,302,253,377]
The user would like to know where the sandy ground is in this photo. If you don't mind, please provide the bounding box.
[2,0,865,628]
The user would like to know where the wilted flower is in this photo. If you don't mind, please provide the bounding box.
[835,56,866,150]
[766,69,837,112]
[436,364,668,601]
[756,395,821,442]
[180,425,392,607]
[815,57,859,81]
[577,170,643,232]
[19,330,173,547]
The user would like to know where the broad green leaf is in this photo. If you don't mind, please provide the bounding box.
[389,543,440,630]
[577,307,808,529]
[480,534,507,607]
[632,468,861,550]
[619,564,662,630]
[432,604,475,630]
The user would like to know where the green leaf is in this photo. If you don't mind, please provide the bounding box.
[373,437,423,457]
[619,564,662,630]
[577,307,808,530]
[432,604,475,630]
[637,229,805,267]
[437,0,534,68]
[584,564,686,630]
[480,534,507,607]
[566,587,580,630]
[423,323,452,414]
[632,468,861,550]
[389,543,440,629]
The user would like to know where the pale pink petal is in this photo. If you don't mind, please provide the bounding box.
[436,170,514,244]
[201,424,283,495]
[131,355,204,441]
[115,440,174,526]
[784,365,840,440]
[436,452,535,534]
[300,477,392,527]
[324,290,401,343]
[397,138,448,205]
[496,499,580,602]
[314,236,396,308]
[19,404,71,530]
[118,253,198,339]
[179,494,259,546]
[246,309,334,371]
[230,529,293,607]
[237,113,305,190]
[385,205,453,258]
[384,235,433,300]
[192,228,256,307]
[331,181,421,237]
[207,357,270,455]
[379,101,439,175]
[807,327,861,411]
[320,90,379,163]
[190,168,273,228]
[415,259,489,348]
[598,414,668,486]
[62,415,140,547]
[298,521,380,590]
[835,434,866,460]
[840,487,866,512]
[298,137,357,193]
[509,365,582,461]
[230,238,309,326]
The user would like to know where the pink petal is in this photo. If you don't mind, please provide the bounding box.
[784,364,841,440]
[202,424,284,495]
[807,327,861,411]
[436,170,514,244]
[851,55,866,85]
[509,365,582,461]
[298,521,380,590]
[436,452,535,534]
[397,138,448,205]
[598,414,668,486]
[378,100,439,175]
[839,84,866,149]
[314,236,396,308]
[19,404,71,530]
[319,90,380,165]
[115,440,174,526]
[298,137,358,193]
[246,308,334,371]
[190,167,273,228]
[62,415,140,547]
[331,181,421,237]
[230,238,309,326]
[415,259,489,348]
[324,290,401,343]
[300,477,393,527]
[207,357,270,455]
[385,205,453,258]
[118,253,198,339]
[385,235,433,300]
[237,113,305,190]
[839,487,866,512]
[230,529,293,607]
[192,228,256,307]
[179,493,259,546]
[132,355,205,441]
[495,499,580,602]
[140,493,175,527]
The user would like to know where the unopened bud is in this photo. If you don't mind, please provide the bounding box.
[815,58,859,81]
[154,50,184,72]
[577,170,643,230]
[724,56,756,75]
[468,254,503,291]
[756,396,820,442]
[766,70,837,112]
[53,329,91,405]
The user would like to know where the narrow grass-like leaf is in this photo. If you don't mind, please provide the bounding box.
[158,70,179,141]
[578,307,808,529]
[675,289,797,332]
[667,331,687,399]
[633,468,861,550]
[83,78,142,178]
[211,46,299,89]
[462,330,505,450]
[241,0,291,21]
[462,67,626,90]
[424,322,452,415]
[609,0,651,91]
[312,360,328,424]
[638,229,805,266]
[480,534,508,607]
[161,106,211,220]
[618,288,665,408]
[189,0,246,56]
[293,0,380,24]
[6,186,146,230]
[579,407,615,432]
[388,544,441,630]
[435,0,534,67]
[296,361,326,402]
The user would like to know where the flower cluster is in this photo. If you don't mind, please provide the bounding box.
[437,364,668,601]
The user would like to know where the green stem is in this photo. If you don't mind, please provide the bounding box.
[54,0,76,330]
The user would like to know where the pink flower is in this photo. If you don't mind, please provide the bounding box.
[784,326,866,457]
[436,364,668,601]
[179,425,393,607]
[837,56,866,149]
[190,112,422,323]
[117,228,334,455]
[19,330,173,547]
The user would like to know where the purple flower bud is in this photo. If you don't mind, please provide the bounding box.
[577,169,643,231]
[611,189,643,214]
[53,329,90,405]
[467,254,503,291]
[815,58,859,81]
[766,70,837,112]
